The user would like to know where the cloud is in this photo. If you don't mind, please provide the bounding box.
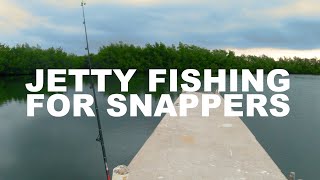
[234,18,320,50]
[0,0,45,33]
[43,0,203,8]
[231,48,320,59]
[0,0,82,37]
[2,0,320,59]
[262,0,320,19]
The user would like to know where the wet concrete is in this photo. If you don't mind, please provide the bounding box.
[128,92,286,180]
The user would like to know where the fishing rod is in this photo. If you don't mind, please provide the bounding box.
[80,1,111,180]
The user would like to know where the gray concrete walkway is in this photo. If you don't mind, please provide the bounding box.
[128,92,286,180]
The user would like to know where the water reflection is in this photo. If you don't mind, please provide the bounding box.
[1,75,320,179]
[0,75,180,180]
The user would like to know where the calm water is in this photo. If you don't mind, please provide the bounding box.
[0,75,180,180]
[0,75,319,179]
[238,75,320,180]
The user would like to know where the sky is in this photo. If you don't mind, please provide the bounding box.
[1,0,320,59]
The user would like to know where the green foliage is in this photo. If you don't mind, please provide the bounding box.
[0,42,319,75]
[0,43,85,75]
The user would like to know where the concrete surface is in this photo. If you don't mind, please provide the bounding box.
[128,92,286,180]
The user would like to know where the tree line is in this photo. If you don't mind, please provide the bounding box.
[0,42,319,75]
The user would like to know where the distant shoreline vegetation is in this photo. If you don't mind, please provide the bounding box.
[0,42,319,76]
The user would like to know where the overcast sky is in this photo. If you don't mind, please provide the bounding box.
[1,0,320,58]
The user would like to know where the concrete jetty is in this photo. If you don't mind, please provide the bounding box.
[128,92,286,180]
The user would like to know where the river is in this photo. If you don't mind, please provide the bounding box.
[0,74,319,179]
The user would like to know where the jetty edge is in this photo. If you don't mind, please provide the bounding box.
[128,92,286,180]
